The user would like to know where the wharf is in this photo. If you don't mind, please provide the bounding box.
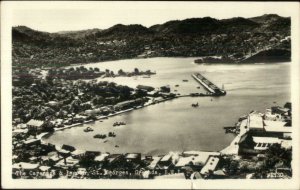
[192,73,226,96]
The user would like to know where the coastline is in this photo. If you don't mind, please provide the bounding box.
[39,94,231,155]
[39,96,183,143]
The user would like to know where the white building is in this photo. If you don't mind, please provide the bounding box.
[247,114,264,132]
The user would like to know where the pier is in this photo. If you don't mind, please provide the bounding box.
[192,73,226,96]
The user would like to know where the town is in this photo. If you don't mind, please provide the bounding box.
[12,65,292,179]
[12,102,292,179]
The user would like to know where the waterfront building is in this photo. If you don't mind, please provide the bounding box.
[114,98,144,111]
[136,85,155,92]
[160,85,171,93]
[264,125,292,138]
[61,144,76,152]
[27,119,45,134]
[71,149,86,159]
[247,114,264,132]
[271,106,289,115]
[252,136,281,151]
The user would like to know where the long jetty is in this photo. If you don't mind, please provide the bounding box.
[192,73,226,96]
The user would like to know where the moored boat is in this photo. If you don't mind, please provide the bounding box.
[84,127,94,132]
[94,134,107,139]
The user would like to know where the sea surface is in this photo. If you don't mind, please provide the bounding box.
[44,57,291,155]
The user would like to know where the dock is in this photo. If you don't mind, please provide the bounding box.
[192,73,226,96]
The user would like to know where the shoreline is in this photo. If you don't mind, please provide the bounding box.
[40,55,291,71]
[39,96,183,141]
[39,94,229,155]
[59,56,204,69]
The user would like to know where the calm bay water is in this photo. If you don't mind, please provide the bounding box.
[44,58,291,155]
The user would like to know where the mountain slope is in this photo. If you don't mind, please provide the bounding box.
[12,14,291,67]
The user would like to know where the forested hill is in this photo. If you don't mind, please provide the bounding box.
[12,14,291,68]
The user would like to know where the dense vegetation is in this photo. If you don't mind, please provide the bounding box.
[12,14,291,68]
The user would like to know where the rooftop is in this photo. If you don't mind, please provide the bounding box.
[24,138,40,145]
[13,162,39,170]
[175,156,194,167]
[94,153,110,162]
[160,154,172,162]
[264,125,292,133]
[264,120,287,128]
[125,153,141,159]
[148,157,162,170]
[200,156,219,175]
[26,119,44,127]
[252,136,280,144]
[248,114,263,129]
[183,151,220,166]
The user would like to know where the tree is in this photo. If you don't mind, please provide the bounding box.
[264,144,292,169]
[118,69,124,75]
[45,75,54,85]
[110,71,115,76]
[134,68,139,75]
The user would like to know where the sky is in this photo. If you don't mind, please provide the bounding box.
[7,1,297,33]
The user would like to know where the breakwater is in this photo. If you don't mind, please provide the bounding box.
[192,73,226,96]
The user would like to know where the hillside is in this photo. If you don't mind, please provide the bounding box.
[240,49,291,63]
[12,14,291,68]
[56,28,102,39]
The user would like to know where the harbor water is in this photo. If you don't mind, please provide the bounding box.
[43,57,291,155]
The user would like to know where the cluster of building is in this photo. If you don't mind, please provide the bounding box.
[219,102,293,179]
[11,62,293,179]
[13,136,228,180]
[12,101,293,180]
[237,103,292,154]
[14,103,292,179]
[12,65,178,131]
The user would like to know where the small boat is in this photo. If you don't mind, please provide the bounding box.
[84,127,94,132]
[113,121,126,127]
[94,134,107,139]
[108,132,116,137]
[191,103,199,107]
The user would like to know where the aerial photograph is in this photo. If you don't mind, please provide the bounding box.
[7,1,295,183]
